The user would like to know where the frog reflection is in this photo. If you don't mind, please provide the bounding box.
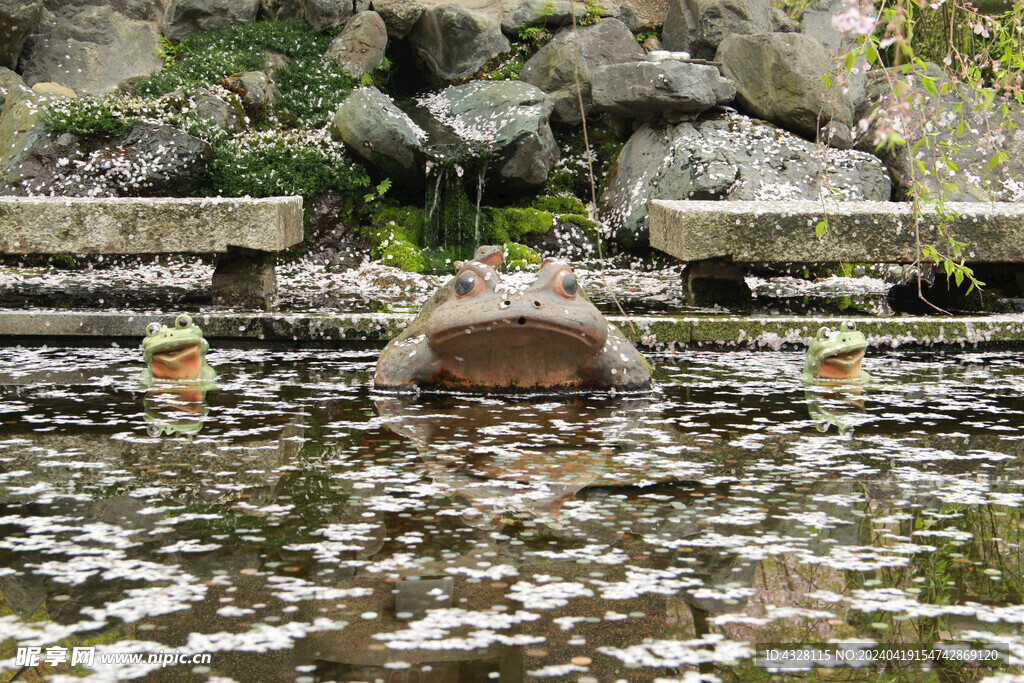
[143,385,210,437]
[804,387,869,436]
[140,314,217,384]
[802,322,870,383]
[374,248,651,393]
[375,396,616,529]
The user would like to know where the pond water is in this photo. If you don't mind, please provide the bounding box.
[1,346,1024,681]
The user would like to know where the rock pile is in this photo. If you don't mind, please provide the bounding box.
[0,0,1019,259]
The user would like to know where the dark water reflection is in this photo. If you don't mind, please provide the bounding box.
[1,347,1024,681]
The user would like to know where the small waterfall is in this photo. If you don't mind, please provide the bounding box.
[473,159,488,248]
[424,155,473,255]
[426,165,443,230]
[403,92,497,258]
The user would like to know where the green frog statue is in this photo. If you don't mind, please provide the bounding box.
[802,322,871,384]
[140,314,217,385]
[139,314,217,437]
[375,248,651,393]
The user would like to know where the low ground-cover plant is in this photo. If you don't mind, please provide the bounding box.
[133,20,352,127]
[209,128,369,199]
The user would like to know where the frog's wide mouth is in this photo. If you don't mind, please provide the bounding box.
[149,343,201,367]
[427,315,606,351]
[817,346,866,378]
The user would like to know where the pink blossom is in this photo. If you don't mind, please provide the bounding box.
[831,7,876,35]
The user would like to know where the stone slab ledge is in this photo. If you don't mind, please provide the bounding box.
[0,196,303,254]
[650,200,1024,264]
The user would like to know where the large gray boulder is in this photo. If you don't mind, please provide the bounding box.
[430,80,558,189]
[13,122,213,197]
[0,66,26,115]
[260,0,305,21]
[663,0,775,60]
[331,86,427,184]
[222,71,275,120]
[520,18,643,124]
[502,0,583,32]
[858,63,1024,202]
[163,0,259,40]
[598,111,891,246]
[19,2,162,95]
[717,32,854,146]
[371,0,423,38]
[0,86,56,194]
[500,0,621,33]
[0,0,42,70]
[300,0,352,31]
[190,87,244,134]
[592,59,735,120]
[800,0,869,107]
[326,10,387,79]
[409,4,510,81]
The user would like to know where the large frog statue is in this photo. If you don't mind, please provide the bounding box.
[802,322,870,382]
[374,250,651,392]
[140,314,217,384]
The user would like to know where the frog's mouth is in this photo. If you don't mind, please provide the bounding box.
[816,346,866,380]
[148,343,203,380]
[428,315,606,352]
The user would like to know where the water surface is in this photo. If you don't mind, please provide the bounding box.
[1,347,1023,681]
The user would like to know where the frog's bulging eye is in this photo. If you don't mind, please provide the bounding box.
[454,271,478,297]
[844,321,856,331]
[146,322,162,336]
[817,327,832,339]
[557,271,578,298]
[175,314,192,329]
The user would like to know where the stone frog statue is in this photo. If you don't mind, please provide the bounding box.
[140,314,218,385]
[375,248,651,392]
[802,321,870,383]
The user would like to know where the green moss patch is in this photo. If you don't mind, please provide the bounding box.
[504,242,541,271]
[531,194,587,216]
[483,207,555,244]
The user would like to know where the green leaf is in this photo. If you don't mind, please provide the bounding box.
[865,42,879,65]
[815,220,828,239]
[955,120,964,137]
[954,269,964,286]
[843,51,857,72]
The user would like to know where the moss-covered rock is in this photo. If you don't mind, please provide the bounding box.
[377,237,424,272]
[531,194,586,216]
[366,205,427,247]
[483,207,555,244]
[504,241,541,271]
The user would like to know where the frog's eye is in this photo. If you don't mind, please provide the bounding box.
[817,327,831,339]
[175,314,192,329]
[844,321,856,331]
[555,270,578,299]
[453,271,481,298]
[146,322,162,336]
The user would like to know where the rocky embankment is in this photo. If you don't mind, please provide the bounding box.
[0,0,1021,270]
